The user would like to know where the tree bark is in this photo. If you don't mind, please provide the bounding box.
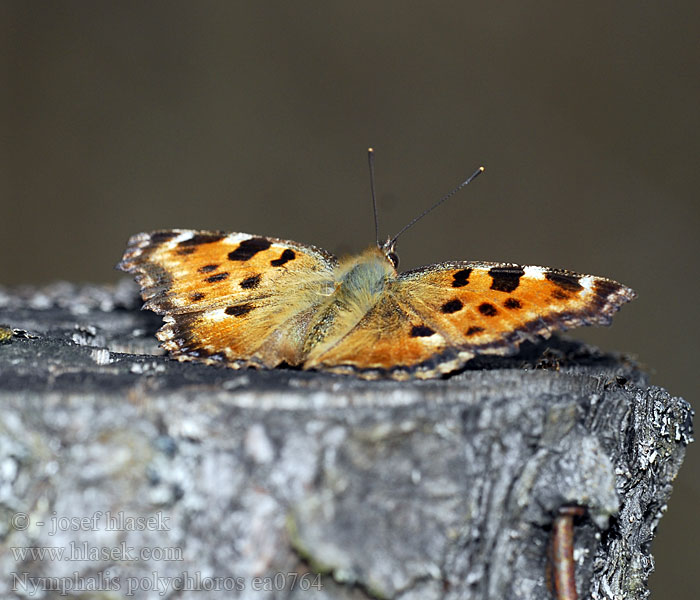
[0,282,693,599]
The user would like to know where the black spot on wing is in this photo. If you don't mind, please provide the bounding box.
[590,279,626,312]
[190,292,205,302]
[225,304,254,316]
[504,298,522,309]
[593,279,621,302]
[198,264,219,273]
[228,238,272,261]
[178,232,226,246]
[489,266,524,293]
[205,272,229,283]
[410,325,435,337]
[240,274,261,289]
[452,268,472,288]
[441,298,464,314]
[466,326,484,336]
[478,303,498,316]
[270,249,296,267]
[546,271,583,292]
[150,231,178,244]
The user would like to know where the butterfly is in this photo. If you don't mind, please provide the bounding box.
[118,158,636,380]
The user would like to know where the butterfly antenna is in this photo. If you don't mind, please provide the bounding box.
[368,147,380,247]
[389,165,485,247]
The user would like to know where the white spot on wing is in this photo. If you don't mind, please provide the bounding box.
[580,275,596,292]
[224,232,255,245]
[207,308,231,323]
[172,231,195,245]
[523,266,546,280]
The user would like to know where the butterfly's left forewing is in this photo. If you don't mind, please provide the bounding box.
[400,259,634,344]
[118,229,337,367]
[308,261,635,379]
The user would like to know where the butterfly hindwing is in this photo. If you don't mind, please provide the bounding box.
[303,292,452,378]
[118,229,337,367]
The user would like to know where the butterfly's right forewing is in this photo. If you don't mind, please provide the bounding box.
[118,229,337,368]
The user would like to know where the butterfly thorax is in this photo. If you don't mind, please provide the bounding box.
[335,247,397,310]
[302,247,396,359]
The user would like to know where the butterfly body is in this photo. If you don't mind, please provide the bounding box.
[118,229,635,380]
[302,247,396,356]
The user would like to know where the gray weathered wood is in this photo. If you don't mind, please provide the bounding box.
[0,282,692,599]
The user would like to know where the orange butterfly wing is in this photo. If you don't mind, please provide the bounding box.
[305,261,636,379]
[118,230,337,367]
[120,231,635,379]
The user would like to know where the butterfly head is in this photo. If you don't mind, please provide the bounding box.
[378,237,399,269]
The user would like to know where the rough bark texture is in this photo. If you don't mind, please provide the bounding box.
[0,282,693,600]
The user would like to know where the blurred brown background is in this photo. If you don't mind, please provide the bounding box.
[2,1,697,595]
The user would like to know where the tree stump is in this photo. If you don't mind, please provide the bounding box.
[0,281,692,599]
